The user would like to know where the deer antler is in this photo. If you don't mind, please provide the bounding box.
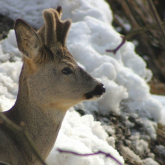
[42,6,71,48]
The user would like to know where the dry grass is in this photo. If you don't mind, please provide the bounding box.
[157,123,165,146]
[106,0,165,84]
[149,78,165,95]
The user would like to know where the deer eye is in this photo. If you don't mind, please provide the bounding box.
[62,67,73,75]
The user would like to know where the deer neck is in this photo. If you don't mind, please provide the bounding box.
[6,65,66,161]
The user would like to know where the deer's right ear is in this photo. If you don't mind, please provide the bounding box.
[14,19,42,58]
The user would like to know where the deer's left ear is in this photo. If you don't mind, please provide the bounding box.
[14,19,42,58]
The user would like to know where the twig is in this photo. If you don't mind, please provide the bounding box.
[57,148,123,165]
[147,0,165,43]
[106,36,126,54]
[125,0,144,27]
[124,0,155,40]
[0,113,47,165]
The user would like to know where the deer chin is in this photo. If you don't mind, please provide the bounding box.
[85,94,104,101]
[50,99,84,111]
[84,84,106,100]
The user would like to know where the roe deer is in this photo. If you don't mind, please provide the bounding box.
[0,6,105,165]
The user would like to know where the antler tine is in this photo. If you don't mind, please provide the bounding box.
[42,7,71,48]
[55,15,71,47]
[42,9,56,47]
[48,6,62,19]
[56,6,62,18]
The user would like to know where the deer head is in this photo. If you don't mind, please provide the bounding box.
[14,6,105,111]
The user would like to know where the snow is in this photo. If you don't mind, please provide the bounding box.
[47,109,123,165]
[152,94,165,125]
[0,0,165,164]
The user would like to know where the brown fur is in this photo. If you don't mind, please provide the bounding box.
[0,6,105,165]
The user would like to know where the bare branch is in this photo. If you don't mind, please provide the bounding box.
[124,0,144,27]
[106,36,126,54]
[147,0,165,43]
[57,148,123,165]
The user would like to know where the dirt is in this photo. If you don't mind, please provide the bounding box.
[0,14,14,41]
[85,110,165,165]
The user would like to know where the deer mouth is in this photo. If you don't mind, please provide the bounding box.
[84,83,106,100]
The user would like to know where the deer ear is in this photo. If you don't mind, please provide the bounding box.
[14,19,42,58]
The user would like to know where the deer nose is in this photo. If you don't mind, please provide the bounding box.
[84,83,106,100]
[94,83,106,96]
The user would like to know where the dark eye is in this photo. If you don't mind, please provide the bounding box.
[62,67,73,75]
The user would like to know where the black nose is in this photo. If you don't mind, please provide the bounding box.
[94,83,106,95]
[84,83,106,100]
